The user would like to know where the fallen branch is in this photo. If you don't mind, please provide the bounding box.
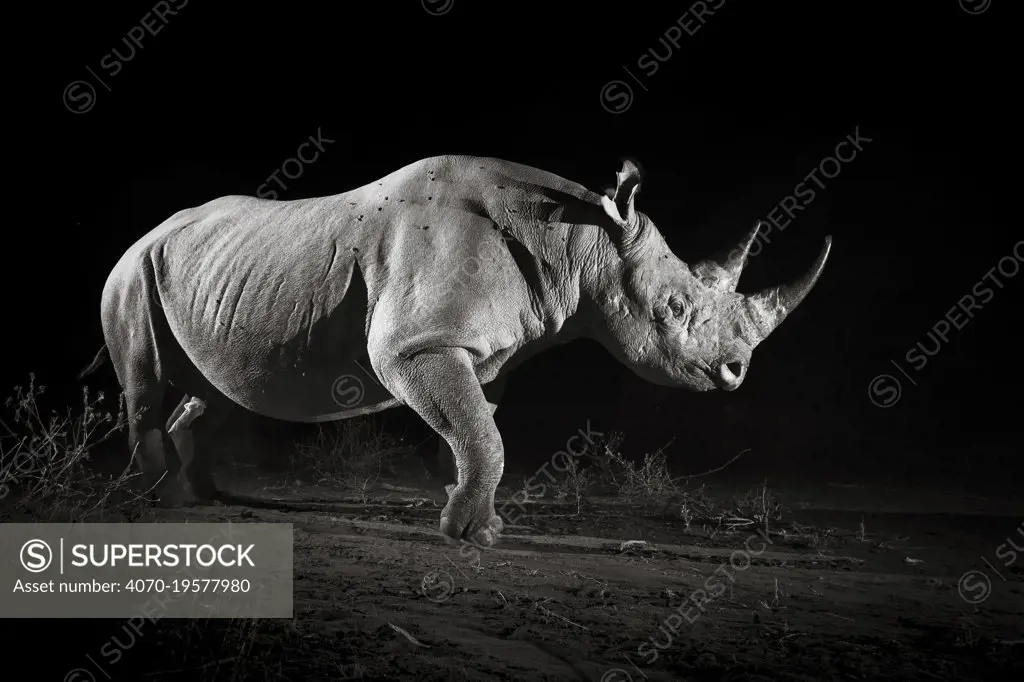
[535,601,589,631]
[388,622,432,648]
[676,449,751,480]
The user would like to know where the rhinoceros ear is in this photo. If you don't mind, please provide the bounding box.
[601,159,642,237]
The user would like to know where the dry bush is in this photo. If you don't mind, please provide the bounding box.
[549,452,595,515]
[584,431,682,508]
[724,479,785,534]
[677,482,716,529]
[0,374,142,522]
[291,418,406,500]
[576,430,628,490]
[617,445,680,500]
[581,432,789,533]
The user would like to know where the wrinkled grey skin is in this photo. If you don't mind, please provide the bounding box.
[84,155,830,547]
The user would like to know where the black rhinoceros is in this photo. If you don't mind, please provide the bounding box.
[80,155,829,546]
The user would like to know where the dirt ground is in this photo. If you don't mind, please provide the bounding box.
[98,461,1024,682]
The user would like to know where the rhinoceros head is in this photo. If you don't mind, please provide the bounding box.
[591,159,831,392]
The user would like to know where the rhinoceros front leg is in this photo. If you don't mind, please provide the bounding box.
[439,377,505,498]
[377,347,504,547]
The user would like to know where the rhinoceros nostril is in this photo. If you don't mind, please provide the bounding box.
[715,361,744,390]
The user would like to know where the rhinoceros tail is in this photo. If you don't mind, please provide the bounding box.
[77,344,110,381]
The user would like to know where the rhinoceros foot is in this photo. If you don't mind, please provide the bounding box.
[440,485,504,548]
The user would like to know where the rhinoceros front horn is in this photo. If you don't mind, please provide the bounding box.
[743,236,832,344]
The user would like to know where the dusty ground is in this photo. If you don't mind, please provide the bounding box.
[87,461,1024,682]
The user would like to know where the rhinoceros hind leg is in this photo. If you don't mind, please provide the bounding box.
[125,385,184,506]
[166,394,222,504]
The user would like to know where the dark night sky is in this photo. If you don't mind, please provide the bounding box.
[11,0,1019,495]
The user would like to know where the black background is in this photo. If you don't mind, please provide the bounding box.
[12,0,1019,502]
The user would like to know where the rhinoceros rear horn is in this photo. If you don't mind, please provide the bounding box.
[710,221,765,292]
[744,236,832,344]
[601,159,643,239]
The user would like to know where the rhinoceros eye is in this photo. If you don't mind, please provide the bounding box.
[668,295,687,318]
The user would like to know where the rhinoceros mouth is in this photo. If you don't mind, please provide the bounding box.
[683,360,717,390]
